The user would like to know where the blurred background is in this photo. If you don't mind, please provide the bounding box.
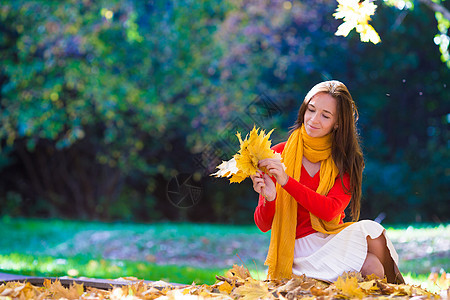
[0,0,449,287]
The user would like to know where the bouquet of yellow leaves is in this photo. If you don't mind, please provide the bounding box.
[211,126,284,183]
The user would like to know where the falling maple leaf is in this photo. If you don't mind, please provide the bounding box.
[211,126,283,183]
[333,0,381,44]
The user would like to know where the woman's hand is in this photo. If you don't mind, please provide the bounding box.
[250,171,276,201]
[258,158,289,186]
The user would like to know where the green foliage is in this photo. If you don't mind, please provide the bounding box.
[0,0,240,220]
[383,0,450,67]
[434,10,450,67]
[0,0,448,223]
[1,0,227,170]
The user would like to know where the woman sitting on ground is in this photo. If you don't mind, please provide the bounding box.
[251,80,404,284]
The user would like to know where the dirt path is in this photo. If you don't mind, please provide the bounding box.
[45,226,450,273]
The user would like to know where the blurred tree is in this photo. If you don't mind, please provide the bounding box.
[381,0,450,68]
[0,0,448,223]
[0,0,234,219]
[1,1,151,218]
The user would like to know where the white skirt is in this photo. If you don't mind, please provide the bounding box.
[292,220,399,282]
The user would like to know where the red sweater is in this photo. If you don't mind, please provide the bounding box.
[254,142,352,239]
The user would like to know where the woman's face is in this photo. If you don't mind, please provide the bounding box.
[304,92,338,138]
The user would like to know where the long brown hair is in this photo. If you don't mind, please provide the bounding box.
[290,80,364,221]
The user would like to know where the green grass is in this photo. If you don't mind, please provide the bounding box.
[0,217,448,289]
[0,217,264,284]
[0,216,263,255]
[0,253,227,285]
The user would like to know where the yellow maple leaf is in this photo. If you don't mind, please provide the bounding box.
[218,281,234,294]
[333,0,381,44]
[392,284,412,296]
[225,264,253,281]
[232,279,273,300]
[335,276,366,299]
[310,285,331,296]
[229,170,248,183]
[376,279,395,294]
[0,281,47,299]
[43,279,84,300]
[358,279,379,294]
[356,23,381,44]
[234,127,275,177]
[211,126,280,183]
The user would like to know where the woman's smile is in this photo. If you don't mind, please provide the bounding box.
[307,124,320,130]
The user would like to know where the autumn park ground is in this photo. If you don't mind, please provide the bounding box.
[0,218,449,294]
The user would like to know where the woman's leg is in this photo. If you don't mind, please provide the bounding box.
[361,252,384,279]
[363,234,405,284]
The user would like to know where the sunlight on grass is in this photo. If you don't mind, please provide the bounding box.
[404,272,449,294]
[0,253,227,285]
[0,218,448,292]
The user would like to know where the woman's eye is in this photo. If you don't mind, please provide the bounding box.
[323,114,330,119]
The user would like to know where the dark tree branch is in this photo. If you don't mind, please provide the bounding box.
[418,0,450,21]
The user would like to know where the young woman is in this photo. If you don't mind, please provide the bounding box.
[250,80,404,284]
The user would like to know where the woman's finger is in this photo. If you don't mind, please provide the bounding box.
[261,186,266,198]
[266,166,281,176]
[259,158,281,166]
[252,177,266,193]
[259,162,282,174]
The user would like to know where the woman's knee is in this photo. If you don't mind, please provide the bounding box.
[361,253,384,279]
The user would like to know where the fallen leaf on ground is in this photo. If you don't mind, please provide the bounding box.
[232,278,273,300]
[335,275,366,299]
[225,264,252,282]
[43,279,84,300]
[0,265,443,299]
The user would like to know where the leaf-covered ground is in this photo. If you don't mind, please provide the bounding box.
[0,219,449,292]
[0,265,448,299]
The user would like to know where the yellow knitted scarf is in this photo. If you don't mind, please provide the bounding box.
[265,124,354,280]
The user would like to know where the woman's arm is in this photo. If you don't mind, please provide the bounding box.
[254,192,276,232]
[253,142,286,232]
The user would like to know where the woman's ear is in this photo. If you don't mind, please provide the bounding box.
[334,124,338,130]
